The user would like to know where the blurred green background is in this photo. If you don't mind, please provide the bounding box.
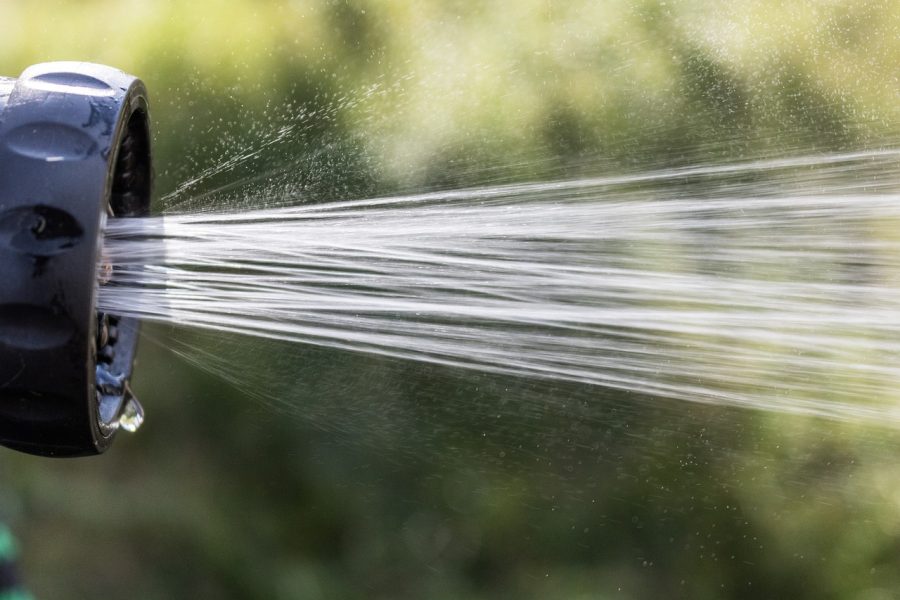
[2,0,900,598]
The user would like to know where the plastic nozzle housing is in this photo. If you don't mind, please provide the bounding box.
[0,62,151,457]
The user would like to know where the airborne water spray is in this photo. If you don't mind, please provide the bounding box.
[2,63,898,457]
[100,150,900,426]
[0,63,151,457]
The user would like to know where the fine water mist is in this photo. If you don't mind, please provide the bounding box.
[100,149,900,425]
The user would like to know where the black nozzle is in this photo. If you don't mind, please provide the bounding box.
[0,62,152,457]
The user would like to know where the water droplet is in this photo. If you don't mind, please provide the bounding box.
[118,393,144,433]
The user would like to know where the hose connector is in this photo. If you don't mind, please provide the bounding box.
[0,62,151,457]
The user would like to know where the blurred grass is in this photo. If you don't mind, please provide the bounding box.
[1,0,900,598]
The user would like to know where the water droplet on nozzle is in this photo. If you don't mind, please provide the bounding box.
[118,390,144,433]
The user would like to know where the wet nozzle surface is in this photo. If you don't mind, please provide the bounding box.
[0,62,151,457]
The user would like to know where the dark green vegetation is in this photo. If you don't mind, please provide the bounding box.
[2,1,900,598]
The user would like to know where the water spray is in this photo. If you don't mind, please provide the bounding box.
[97,149,900,428]
[0,62,151,457]
[4,62,892,454]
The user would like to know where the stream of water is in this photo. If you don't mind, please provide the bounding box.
[99,150,900,424]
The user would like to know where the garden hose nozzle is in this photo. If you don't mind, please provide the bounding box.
[0,62,151,457]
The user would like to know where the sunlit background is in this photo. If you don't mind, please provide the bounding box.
[2,0,900,598]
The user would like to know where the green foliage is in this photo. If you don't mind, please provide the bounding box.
[1,1,899,598]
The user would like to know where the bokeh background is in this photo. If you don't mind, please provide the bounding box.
[2,0,900,598]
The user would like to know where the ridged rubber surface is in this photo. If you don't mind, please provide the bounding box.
[0,62,149,456]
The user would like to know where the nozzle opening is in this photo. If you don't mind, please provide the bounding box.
[111,108,152,218]
[95,103,152,437]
